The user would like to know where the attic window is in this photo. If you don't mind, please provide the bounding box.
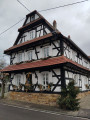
[31,15,35,22]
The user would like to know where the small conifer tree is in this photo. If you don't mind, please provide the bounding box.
[57,80,80,111]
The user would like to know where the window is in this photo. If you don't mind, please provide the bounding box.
[44,47,49,58]
[31,15,35,22]
[18,53,22,63]
[43,73,49,89]
[17,74,21,86]
[30,30,35,40]
[28,51,33,60]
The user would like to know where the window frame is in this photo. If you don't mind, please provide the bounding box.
[42,73,49,90]
[43,46,49,58]
[17,74,21,86]
[28,50,33,61]
[18,52,22,63]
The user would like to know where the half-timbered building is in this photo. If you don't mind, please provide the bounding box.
[1,10,90,94]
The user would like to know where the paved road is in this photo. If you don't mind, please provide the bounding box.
[0,104,89,120]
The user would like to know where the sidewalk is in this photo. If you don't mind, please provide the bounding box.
[0,98,90,119]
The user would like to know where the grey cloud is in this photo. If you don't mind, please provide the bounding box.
[0,0,90,64]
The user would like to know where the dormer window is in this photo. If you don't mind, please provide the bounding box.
[18,53,22,63]
[44,47,49,58]
[28,51,33,60]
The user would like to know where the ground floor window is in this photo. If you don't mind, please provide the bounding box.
[17,74,21,86]
[42,73,48,89]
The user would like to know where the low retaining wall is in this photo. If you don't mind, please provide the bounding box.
[6,91,90,106]
[7,92,59,106]
[77,91,90,99]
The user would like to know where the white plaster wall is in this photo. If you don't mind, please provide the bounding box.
[26,17,30,24]
[64,42,90,69]
[12,40,61,64]
[52,41,60,56]
[10,68,62,92]
[65,70,90,91]
[12,53,17,64]
[82,75,88,91]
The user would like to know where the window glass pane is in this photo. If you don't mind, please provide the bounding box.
[44,47,49,58]
[28,51,33,60]
[30,31,33,40]
[42,73,49,89]
[17,75,21,86]
[47,47,49,57]
[18,53,22,62]
[37,26,41,31]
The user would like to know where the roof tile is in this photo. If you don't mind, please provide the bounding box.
[1,56,90,72]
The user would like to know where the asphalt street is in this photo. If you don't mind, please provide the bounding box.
[0,103,89,120]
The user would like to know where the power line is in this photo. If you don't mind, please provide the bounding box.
[17,0,30,12]
[39,0,88,12]
[0,18,25,36]
[0,0,89,36]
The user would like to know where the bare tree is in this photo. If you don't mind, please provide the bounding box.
[0,59,8,98]
[0,59,7,70]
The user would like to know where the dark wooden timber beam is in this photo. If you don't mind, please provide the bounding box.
[61,66,66,89]
[60,38,64,55]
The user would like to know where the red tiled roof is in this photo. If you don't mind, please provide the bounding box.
[1,56,90,72]
[4,33,52,54]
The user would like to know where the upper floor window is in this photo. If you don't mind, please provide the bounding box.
[30,30,35,40]
[42,73,49,89]
[28,51,33,60]
[18,53,22,63]
[44,47,49,58]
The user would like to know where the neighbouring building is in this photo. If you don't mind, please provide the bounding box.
[1,10,90,104]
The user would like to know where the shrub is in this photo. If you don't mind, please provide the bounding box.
[57,81,80,111]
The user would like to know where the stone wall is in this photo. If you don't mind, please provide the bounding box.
[6,91,90,106]
[77,91,90,99]
[7,92,60,106]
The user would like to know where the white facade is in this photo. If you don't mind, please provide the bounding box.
[64,42,90,69]
[11,40,60,64]
[10,69,61,92]
[7,11,90,93]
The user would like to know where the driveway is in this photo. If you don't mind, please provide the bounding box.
[0,103,89,120]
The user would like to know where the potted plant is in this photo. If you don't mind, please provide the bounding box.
[13,85,18,91]
[19,83,25,91]
[38,84,43,91]
[47,82,53,91]
[85,84,89,89]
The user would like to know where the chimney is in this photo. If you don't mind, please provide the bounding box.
[53,20,57,31]
[68,35,71,39]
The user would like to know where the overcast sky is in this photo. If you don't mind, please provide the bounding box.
[0,0,90,64]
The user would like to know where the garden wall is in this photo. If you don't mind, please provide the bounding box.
[6,91,90,106]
